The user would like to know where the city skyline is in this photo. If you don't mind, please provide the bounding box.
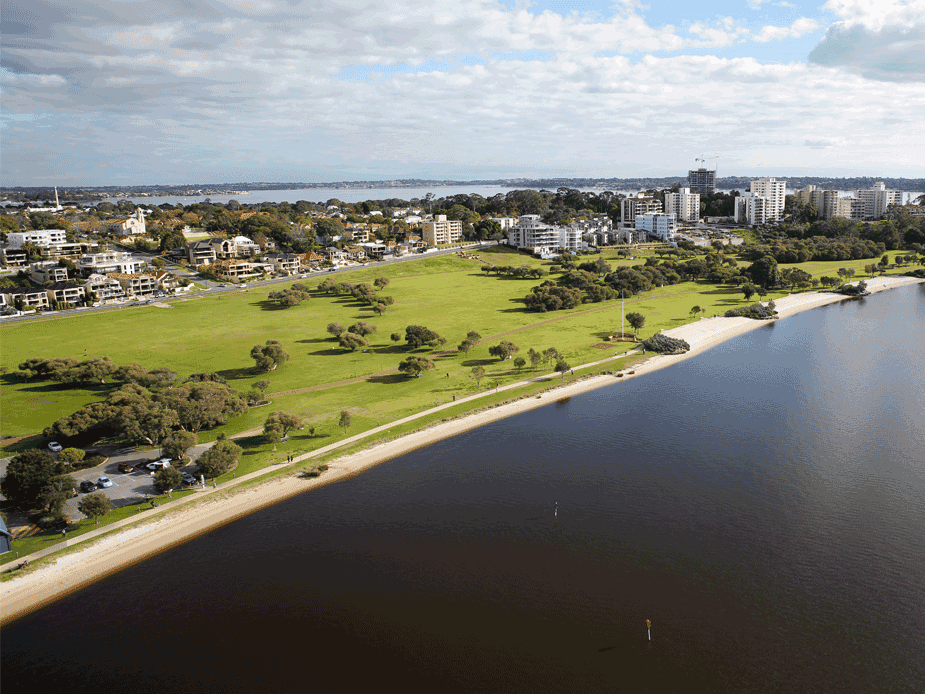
[2,0,924,185]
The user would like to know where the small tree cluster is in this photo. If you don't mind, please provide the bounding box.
[269,283,312,308]
[642,334,691,355]
[196,439,242,478]
[398,355,435,378]
[251,340,290,372]
[263,411,304,443]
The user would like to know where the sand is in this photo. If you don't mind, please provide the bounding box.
[2,274,921,624]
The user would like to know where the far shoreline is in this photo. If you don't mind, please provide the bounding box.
[1,274,922,624]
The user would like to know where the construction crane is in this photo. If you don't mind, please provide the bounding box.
[695,153,718,171]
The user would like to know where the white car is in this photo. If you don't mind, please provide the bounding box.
[48,442,63,453]
[97,476,113,488]
[146,459,173,471]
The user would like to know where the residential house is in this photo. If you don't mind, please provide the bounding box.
[0,286,50,310]
[45,281,86,306]
[85,273,126,301]
[152,272,180,293]
[0,246,29,267]
[29,261,69,284]
[212,259,270,281]
[263,252,302,275]
[108,272,160,297]
[343,245,367,261]
[230,235,261,256]
[79,251,146,277]
[359,241,388,259]
[302,251,325,266]
[323,247,347,265]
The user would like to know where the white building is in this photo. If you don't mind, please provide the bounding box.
[78,251,146,277]
[508,215,560,256]
[422,215,463,245]
[7,229,68,248]
[734,193,771,226]
[489,217,519,230]
[85,273,126,301]
[620,195,662,226]
[28,261,70,284]
[795,185,838,219]
[748,178,787,221]
[111,208,146,235]
[855,182,902,220]
[663,188,701,223]
[635,213,677,241]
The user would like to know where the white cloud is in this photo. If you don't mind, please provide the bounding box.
[755,18,821,42]
[809,0,925,80]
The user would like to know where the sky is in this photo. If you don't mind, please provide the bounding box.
[2,0,924,185]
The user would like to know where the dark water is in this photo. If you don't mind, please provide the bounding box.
[4,284,924,693]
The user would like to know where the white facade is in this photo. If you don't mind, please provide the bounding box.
[663,188,701,223]
[635,213,677,241]
[7,229,68,248]
[79,251,146,277]
[734,193,770,226]
[748,178,787,221]
[113,208,146,235]
[795,185,838,219]
[855,182,902,219]
[508,215,560,255]
[489,217,518,230]
[620,196,662,226]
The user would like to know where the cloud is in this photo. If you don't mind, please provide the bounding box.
[808,0,925,81]
[754,18,821,42]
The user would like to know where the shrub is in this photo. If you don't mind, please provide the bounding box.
[834,280,868,296]
[724,302,778,320]
[642,334,691,355]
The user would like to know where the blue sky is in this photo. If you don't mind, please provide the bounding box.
[2,0,924,185]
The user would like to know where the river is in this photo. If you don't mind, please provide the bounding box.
[2,284,924,693]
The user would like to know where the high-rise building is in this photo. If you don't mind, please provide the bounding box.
[795,185,838,219]
[734,193,770,226]
[687,168,716,195]
[748,178,787,221]
[663,188,700,223]
[855,182,902,219]
[635,213,677,241]
[620,195,662,226]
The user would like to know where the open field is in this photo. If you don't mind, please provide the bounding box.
[2,247,920,451]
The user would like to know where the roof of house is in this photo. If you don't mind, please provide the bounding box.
[107,272,156,281]
[46,281,83,291]
[0,286,46,296]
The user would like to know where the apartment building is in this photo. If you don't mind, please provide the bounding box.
[620,195,663,226]
[422,215,463,245]
[29,261,70,284]
[79,251,146,277]
[7,229,68,248]
[795,185,838,219]
[663,188,701,223]
[45,281,86,305]
[108,272,160,297]
[488,217,518,230]
[688,168,717,195]
[635,213,677,241]
[508,215,561,256]
[734,193,771,226]
[0,287,51,310]
[855,182,902,220]
[748,178,787,221]
[835,197,864,220]
[263,252,302,275]
[85,273,127,301]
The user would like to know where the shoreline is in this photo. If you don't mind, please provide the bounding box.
[2,274,921,624]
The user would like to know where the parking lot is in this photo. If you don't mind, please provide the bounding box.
[63,447,203,519]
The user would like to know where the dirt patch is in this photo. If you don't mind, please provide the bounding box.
[151,302,174,308]
[591,343,618,349]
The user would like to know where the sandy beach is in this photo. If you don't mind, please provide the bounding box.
[2,274,921,624]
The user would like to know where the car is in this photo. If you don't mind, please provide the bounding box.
[97,476,113,488]
[145,459,173,471]
[48,441,63,453]
[117,462,135,473]
[79,480,97,493]
[181,472,197,485]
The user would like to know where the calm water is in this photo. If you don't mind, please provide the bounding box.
[3,284,924,693]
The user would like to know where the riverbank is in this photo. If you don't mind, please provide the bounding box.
[2,274,921,624]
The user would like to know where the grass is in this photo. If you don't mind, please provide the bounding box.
[2,248,919,451]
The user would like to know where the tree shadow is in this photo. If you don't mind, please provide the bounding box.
[309,348,346,356]
[295,337,330,344]
[462,358,496,367]
[251,300,289,311]
[367,373,407,384]
[215,367,257,381]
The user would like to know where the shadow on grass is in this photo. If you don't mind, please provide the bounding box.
[462,358,495,367]
[251,300,290,311]
[216,367,257,381]
[309,347,348,356]
[236,434,268,453]
[295,337,331,344]
[367,373,408,384]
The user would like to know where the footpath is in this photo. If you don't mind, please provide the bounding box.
[0,345,641,573]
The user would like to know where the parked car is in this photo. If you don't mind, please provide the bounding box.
[145,459,172,471]
[97,476,113,488]
[181,472,197,486]
[48,441,63,452]
[117,462,135,473]
[79,480,97,493]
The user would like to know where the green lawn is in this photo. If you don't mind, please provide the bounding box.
[2,250,918,447]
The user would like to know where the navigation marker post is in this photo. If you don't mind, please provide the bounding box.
[646,619,651,641]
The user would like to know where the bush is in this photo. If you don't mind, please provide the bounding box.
[724,302,778,320]
[36,513,64,529]
[904,268,925,279]
[70,455,105,471]
[834,280,868,296]
[642,334,691,355]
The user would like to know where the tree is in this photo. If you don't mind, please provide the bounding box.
[689,305,702,317]
[77,492,111,524]
[748,255,781,288]
[58,447,86,466]
[626,312,646,335]
[254,380,271,397]
[390,332,402,343]
[153,466,182,494]
[555,359,571,375]
[471,365,486,386]
[1,449,66,510]
[404,325,441,349]
[528,348,542,370]
[878,254,889,272]
[339,332,369,351]
[398,355,435,378]
[338,410,352,433]
[251,340,290,371]
[488,340,519,361]
[264,411,303,442]
[513,357,526,370]
[36,474,77,514]
[327,322,346,338]
[162,430,198,461]
[457,340,474,354]
[196,440,242,477]
[349,321,377,337]
[374,277,390,289]
[742,283,757,301]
